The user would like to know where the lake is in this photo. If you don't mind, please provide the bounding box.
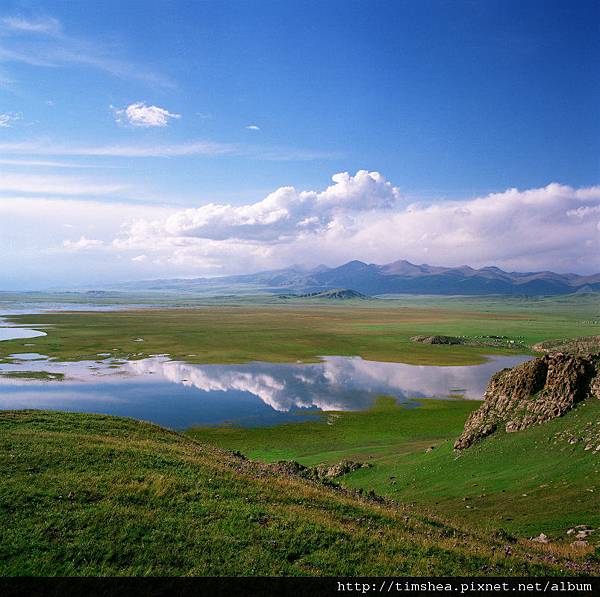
[0,350,530,429]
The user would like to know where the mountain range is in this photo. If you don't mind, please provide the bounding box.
[113,259,600,296]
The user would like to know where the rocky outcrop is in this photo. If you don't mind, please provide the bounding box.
[455,353,600,450]
[532,335,600,356]
[272,459,372,481]
[411,334,526,350]
[411,335,464,345]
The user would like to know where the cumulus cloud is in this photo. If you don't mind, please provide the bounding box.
[112,102,181,128]
[342,183,600,273]
[246,124,260,131]
[0,196,174,288]
[112,173,600,275]
[152,170,400,242]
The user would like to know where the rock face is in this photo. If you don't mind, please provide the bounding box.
[454,353,600,450]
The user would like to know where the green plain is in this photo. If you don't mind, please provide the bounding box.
[2,293,600,366]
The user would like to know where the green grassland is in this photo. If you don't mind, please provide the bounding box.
[2,293,600,366]
[0,371,65,381]
[189,398,476,465]
[189,397,600,541]
[1,410,596,577]
[1,294,599,575]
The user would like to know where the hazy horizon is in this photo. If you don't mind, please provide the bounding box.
[4,256,600,295]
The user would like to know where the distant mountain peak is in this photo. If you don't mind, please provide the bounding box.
[345,259,369,267]
[112,258,600,297]
[381,259,426,275]
[335,260,372,271]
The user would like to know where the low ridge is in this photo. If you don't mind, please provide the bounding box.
[279,288,367,300]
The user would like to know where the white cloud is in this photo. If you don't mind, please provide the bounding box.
[111,174,600,275]
[246,124,260,131]
[0,139,235,159]
[0,158,116,169]
[62,236,104,250]
[0,197,171,241]
[37,140,231,158]
[1,16,61,35]
[156,170,400,242]
[125,355,511,412]
[112,102,181,128]
[0,111,21,127]
[0,172,128,196]
[0,139,336,160]
[0,195,173,288]
[0,14,174,88]
[1,173,599,288]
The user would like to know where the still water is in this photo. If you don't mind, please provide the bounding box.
[0,325,46,341]
[0,351,530,429]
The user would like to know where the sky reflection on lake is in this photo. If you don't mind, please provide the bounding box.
[0,327,46,341]
[0,353,530,429]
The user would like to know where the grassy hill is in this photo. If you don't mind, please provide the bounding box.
[190,397,600,542]
[1,410,595,577]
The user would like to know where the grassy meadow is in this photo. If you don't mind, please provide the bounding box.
[2,293,599,366]
[190,397,600,539]
[1,293,599,576]
[1,410,596,576]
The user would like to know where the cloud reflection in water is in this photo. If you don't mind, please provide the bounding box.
[0,353,531,427]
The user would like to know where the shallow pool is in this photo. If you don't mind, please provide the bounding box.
[0,327,46,341]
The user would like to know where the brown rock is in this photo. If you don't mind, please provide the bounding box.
[455,353,599,450]
[531,533,549,544]
[570,540,589,549]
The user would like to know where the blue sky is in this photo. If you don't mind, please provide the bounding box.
[0,0,599,288]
